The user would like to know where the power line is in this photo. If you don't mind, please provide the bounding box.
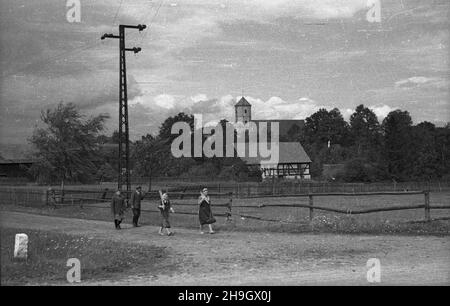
[111,0,124,30]
[2,38,104,78]
[139,0,166,44]
[3,1,127,79]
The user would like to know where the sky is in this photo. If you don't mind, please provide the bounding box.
[0,0,449,145]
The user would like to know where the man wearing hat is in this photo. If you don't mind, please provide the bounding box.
[130,186,146,227]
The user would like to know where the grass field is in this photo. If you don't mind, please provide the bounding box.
[1,192,449,235]
[2,211,449,285]
[0,228,177,285]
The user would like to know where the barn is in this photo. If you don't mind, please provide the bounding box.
[0,158,34,178]
[0,144,35,179]
[241,142,311,179]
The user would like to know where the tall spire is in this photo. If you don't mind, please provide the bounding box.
[235,96,251,123]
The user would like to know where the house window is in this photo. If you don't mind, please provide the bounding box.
[244,109,247,114]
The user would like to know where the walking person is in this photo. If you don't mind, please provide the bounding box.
[198,187,216,234]
[111,189,126,230]
[158,192,175,236]
[130,186,145,227]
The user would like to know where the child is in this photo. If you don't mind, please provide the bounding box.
[158,192,175,236]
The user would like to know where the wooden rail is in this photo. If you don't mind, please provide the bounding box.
[243,190,425,199]
[236,190,450,222]
[44,190,449,223]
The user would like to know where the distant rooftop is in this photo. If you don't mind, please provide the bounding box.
[240,142,311,165]
[235,97,251,107]
[0,143,34,161]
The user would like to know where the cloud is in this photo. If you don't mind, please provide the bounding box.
[154,94,176,109]
[191,94,208,102]
[369,104,397,120]
[247,96,335,120]
[1,0,449,144]
[395,76,449,92]
[395,76,436,88]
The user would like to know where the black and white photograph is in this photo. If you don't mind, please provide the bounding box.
[0,0,449,290]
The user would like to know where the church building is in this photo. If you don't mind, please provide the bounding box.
[234,97,311,179]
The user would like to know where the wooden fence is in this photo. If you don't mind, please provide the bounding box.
[1,185,449,223]
[42,189,234,220]
[136,179,450,197]
[0,188,47,207]
[232,191,450,222]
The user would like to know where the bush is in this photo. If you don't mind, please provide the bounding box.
[338,158,387,182]
[185,162,220,178]
[96,163,117,182]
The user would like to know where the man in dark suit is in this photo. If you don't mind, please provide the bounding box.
[130,186,145,227]
[111,189,126,230]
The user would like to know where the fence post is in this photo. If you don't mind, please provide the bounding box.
[272,175,275,195]
[309,194,314,221]
[227,192,233,222]
[424,191,430,222]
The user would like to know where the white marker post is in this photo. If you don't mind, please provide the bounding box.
[14,233,28,260]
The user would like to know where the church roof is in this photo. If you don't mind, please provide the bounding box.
[252,120,304,137]
[241,142,311,165]
[235,97,251,107]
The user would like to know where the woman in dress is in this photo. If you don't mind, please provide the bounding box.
[198,187,216,234]
[158,192,175,236]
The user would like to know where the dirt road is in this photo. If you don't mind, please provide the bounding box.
[1,211,449,285]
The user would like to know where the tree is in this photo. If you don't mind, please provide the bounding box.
[304,108,350,149]
[409,122,440,179]
[435,123,450,178]
[302,108,351,179]
[349,104,382,161]
[96,130,120,176]
[158,112,194,140]
[382,110,413,180]
[96,163,118,183]
[28,102,109,185]
[132,134,173,189]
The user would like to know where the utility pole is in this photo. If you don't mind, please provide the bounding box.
[101,24,146,199]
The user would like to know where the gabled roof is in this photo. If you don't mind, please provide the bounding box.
[0,159,35,165]
[240,142,311,165]
[235,97,251,107]
[252,120,304,137]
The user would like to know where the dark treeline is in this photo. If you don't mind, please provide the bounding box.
[28,102,449,185]
[285,105,450,182]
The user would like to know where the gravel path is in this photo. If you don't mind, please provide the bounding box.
[1,211,449,285]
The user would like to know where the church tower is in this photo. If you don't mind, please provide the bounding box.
[235,97,251,124]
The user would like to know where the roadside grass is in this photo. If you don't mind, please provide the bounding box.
[0,227,177,285]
